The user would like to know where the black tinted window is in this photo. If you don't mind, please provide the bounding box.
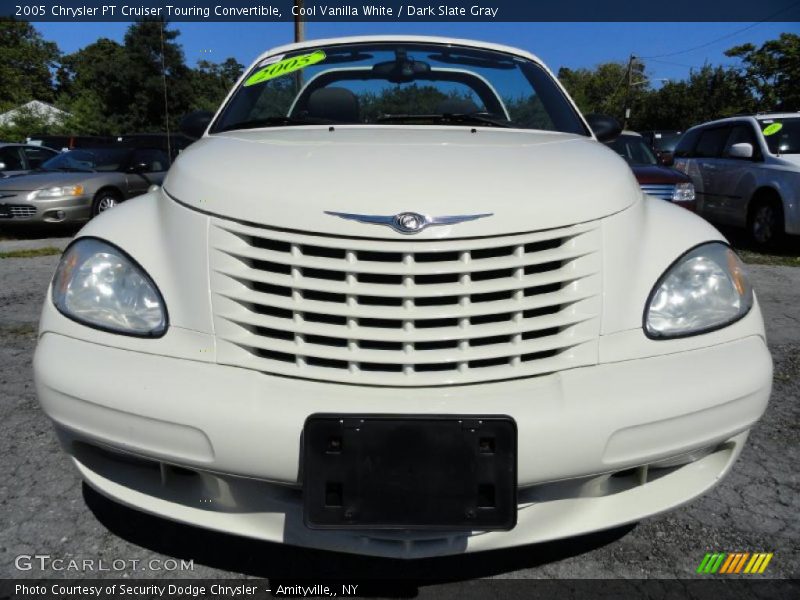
[694,127,730,158]
[674,129,700,158]
[131,149,169,172]
[41,148,131,172]
[22,146,58,169]
[0,147,23,170]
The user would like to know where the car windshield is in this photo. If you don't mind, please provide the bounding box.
[211,42,589,135]
[758,117,800,155]
[607,134,658,166]
[651,132,682,152]
[40,148,130,172]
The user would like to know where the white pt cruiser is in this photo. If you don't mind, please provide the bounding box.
[34,37,772,558]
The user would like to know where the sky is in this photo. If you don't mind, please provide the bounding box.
[36,21,799,86]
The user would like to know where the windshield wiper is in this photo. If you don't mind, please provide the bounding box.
[218,116,318,132]
[55,167,93,172]
[375,113,513,128]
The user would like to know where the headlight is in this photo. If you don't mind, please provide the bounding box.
[645,243,752,338]
[52,238,167,337]
[29,185,84,199]
[672,182,695,203]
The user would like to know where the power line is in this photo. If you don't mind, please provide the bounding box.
[638,1,800,59]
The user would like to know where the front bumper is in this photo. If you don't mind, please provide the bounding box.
[34,331,771,557]
[0,195,92,224]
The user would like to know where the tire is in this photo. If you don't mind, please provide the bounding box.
[749,198,785,250]
[92,190,121,217]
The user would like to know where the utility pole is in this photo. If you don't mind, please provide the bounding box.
[623,54,635,130]
[294,0,305,43]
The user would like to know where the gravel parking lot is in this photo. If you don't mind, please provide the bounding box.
[0,235,798,583]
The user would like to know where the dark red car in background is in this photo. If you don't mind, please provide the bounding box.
[607,131,696,211]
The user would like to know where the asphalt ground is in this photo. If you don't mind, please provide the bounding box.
[0,232,798,586]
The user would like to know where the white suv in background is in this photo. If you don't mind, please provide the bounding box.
[673,113,800,247]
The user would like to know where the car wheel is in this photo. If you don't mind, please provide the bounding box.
[92,191,121,216]
[750,200,784,249]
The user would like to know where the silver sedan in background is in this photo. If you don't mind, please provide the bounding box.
[0,146,169,225]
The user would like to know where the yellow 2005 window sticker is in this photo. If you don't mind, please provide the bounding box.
[762,123,783,136]
[244,50,326,87]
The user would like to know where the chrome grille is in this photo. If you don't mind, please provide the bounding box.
[0,204,36,219]
[640,184,676,201]
[209,219,602,386]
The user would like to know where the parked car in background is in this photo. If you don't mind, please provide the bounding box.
[0,146,169,225]
[33,36,771,559]
[26,133,194,158]
[673,113,800,247]
[0,143,59,177]
[640,130,683,165]
[607,131,696,210]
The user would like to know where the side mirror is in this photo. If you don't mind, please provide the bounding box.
[727,142,753,159]
[586,114,622,143]
[658,151,675,166]
[180,111,214,139]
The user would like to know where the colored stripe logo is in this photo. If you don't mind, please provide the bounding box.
[696,552,773,574]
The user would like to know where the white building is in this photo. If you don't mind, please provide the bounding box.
[0,100,71,126]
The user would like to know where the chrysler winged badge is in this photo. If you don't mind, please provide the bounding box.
[325,211,493,234]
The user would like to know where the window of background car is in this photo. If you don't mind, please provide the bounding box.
[131,148,170,172]
[41,148,131,172]
[694,127,731,158]
[0,147,24,170]
[607,134,658,165]
[723,124,760,160]
[652,132,683,152]
[759,117,800,155]
[673,129,700,158]
[22,146,58,169]
[211,42,589,135]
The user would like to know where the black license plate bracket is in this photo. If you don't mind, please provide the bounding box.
[303,414,517,531]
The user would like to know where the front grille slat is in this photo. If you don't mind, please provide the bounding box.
[0,204,37,219]
[218,305,594,344]
[228,328,592,366]
[211,220,601,387]
[214,261,594,299]
[219,284,596,321]
[218,243,589,276]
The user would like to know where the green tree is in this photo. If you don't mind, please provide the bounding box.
[121,20,194,131]
[57,20,198,133]
[558,61,647,121]
[0,19,60,109]
[0,104,69,141]
[56,38,130,133]
[636,65,754,130]
[191,57,244,112]
[725,33,800,111]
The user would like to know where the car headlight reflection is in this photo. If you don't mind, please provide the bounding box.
[645,242,753,338]
[52,238,167,337]
[28,185,84,200]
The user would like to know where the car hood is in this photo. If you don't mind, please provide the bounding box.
[773,154,800,169]
[0,171,93,192]
[630,164,691,185]
[164,127,641,238]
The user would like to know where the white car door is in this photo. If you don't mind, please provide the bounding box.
[714,123,760,228]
